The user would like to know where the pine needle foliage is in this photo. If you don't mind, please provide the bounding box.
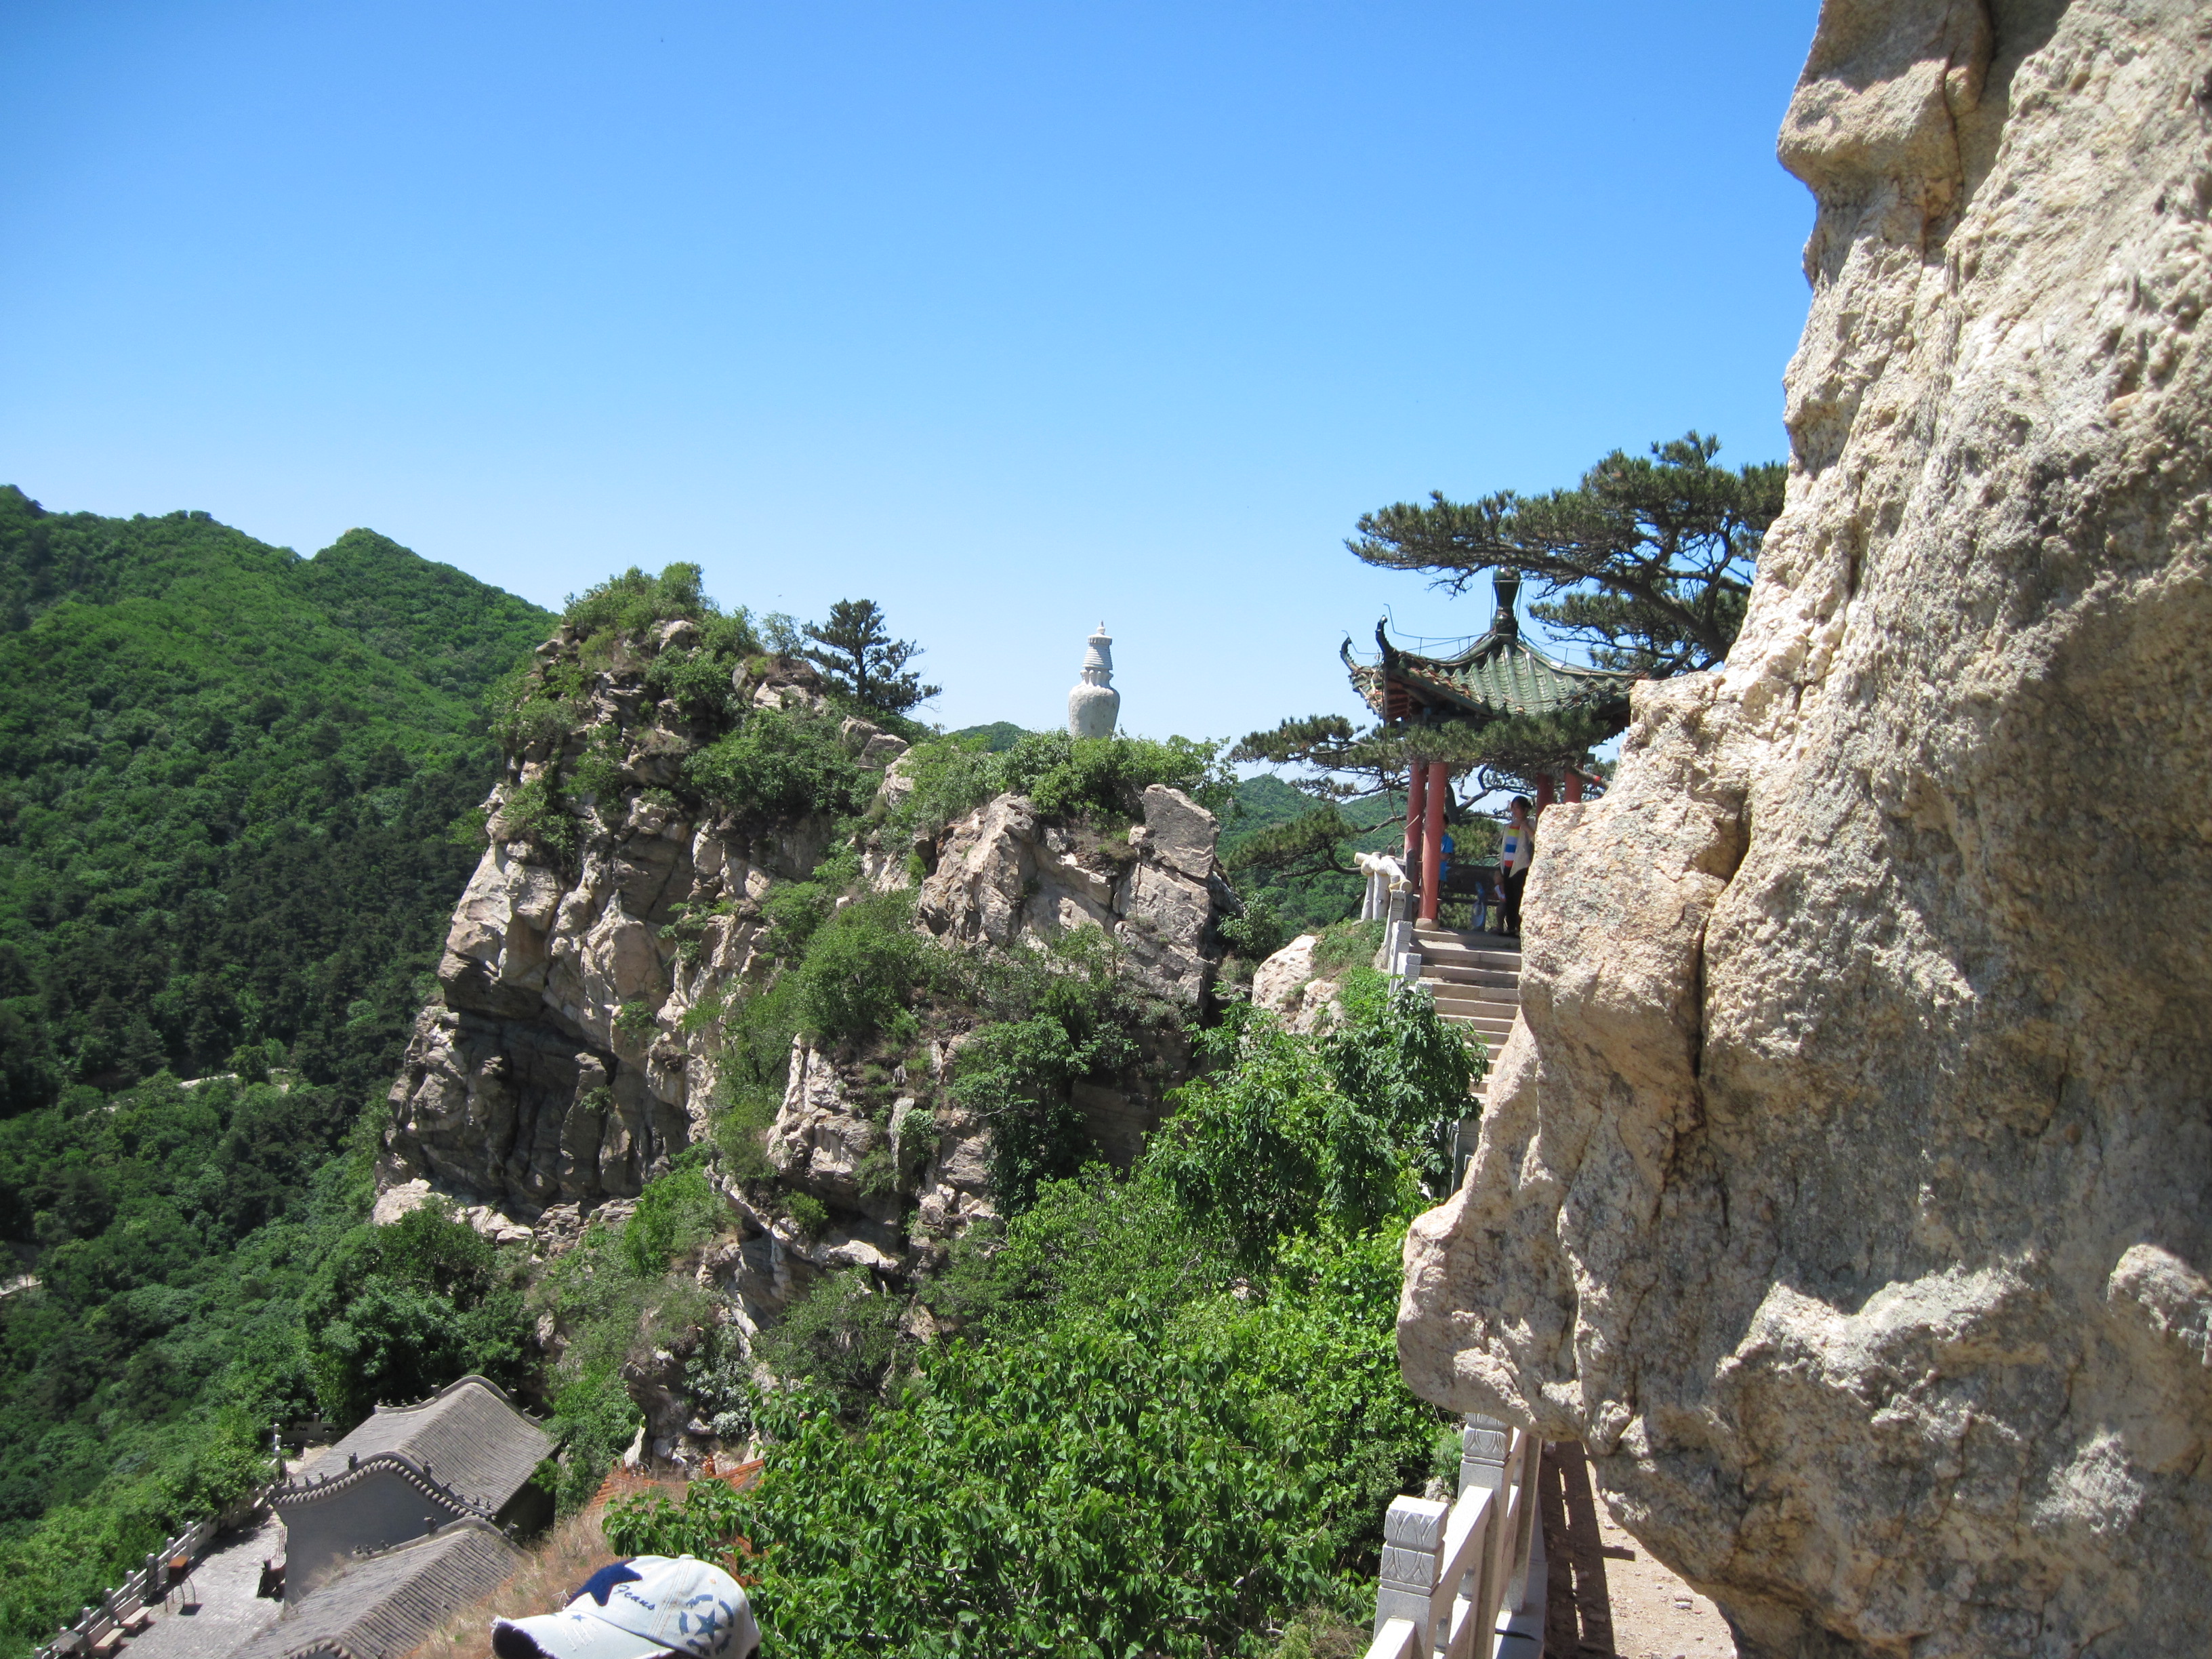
[1349,432,1785,674]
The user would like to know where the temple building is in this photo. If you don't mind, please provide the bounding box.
[267,1375,552,1596]
[1340,572,1635,922]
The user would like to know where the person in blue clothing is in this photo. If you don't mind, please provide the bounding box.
[1498,796,1534,937]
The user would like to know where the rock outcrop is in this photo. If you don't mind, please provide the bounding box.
[916,783,1233,1005]
[1399,5,2212,1656]
[379,645,901,1213]
[1250,933,1347,1034]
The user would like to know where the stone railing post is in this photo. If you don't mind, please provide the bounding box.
[1374,1494,1450,1650]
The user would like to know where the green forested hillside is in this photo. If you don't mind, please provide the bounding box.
[0,489,551,1657]
[1223,775,1403,934]
[0,488,552,1108]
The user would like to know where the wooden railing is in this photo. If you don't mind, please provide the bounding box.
[1365,1416,1542,1659]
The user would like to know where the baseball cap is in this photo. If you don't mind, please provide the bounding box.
[492,1557,758,1659]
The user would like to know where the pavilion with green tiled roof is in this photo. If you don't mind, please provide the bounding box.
[1344,572,1636,924]
[1341,572,1635,731]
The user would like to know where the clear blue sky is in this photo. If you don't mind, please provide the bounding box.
[4,0,1820,743]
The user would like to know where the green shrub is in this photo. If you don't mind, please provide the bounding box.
[785,1193,828,1235]
[605,1213,1431,1659]
[1217,895,1290,965]
[1150,979,1476,1266]
[757,846,861,955]
[563,562,714,640]
[886,730,1236,840]
[503,773,581,861]
[532,1214,712,1512]
[686,708,869,823]
[1312,918,1386,979]
[620,1165,726,1277]
[567,725,627,806]
[710,1076,781,1183]
[300,1204,533,1421]
[542,1366,642,1513]
[794,892,930,1046]
[1319,971,1481,1196]
[752,1268,905,1411]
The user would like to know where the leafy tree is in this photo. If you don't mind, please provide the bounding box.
[602,972,1480,1659]
[1348,432,1786,674]
[800,598,939,716]
[0,487,552,1110]
[1152,973,1477,1265]
[299,1204,532,1421]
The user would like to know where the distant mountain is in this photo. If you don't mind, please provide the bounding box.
[0,487,553,1111]
[1223,774,1404,934]
[950,720,1032,752]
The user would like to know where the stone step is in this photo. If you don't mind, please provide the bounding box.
[1424,979,1519,1008]
[1416,943,1524,972]
[1414,925,1520,949]
[1440,1014,1517,1042]
[1419,962,1521,991]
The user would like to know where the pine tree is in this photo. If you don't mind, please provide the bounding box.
[800,599,941,716]
[1349,432,1786,673]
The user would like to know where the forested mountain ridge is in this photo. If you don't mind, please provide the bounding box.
[0,487,553,1107]
[0,489,550,1657]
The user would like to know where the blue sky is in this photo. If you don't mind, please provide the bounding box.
[3,0,1819,743]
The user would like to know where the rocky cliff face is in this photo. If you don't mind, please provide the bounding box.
[379,635,903,1212]
[916,781,1234,1007]
[1399,4,2212,1656]
[380,626,1229,1252]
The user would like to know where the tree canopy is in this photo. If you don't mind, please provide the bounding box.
[801,598,940,716]
[0,489,552,1111]
[1349,432,1786,674]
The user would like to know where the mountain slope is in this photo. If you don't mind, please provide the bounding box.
[0,487,554,1109]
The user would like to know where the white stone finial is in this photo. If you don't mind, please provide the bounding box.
[1067,623,1120,738]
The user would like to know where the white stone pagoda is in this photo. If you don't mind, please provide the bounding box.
[1066,623,1120,739]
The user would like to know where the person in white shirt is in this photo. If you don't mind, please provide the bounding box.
[1498,796,1534,937]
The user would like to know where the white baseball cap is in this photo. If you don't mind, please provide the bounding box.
[492,1557,759,1659]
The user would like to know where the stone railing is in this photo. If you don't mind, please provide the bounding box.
[1365,1416,1543,1659]
[37,1486,268,1659]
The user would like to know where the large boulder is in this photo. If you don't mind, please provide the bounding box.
[914,784,1231,1004]
[1399,5,2212,1656]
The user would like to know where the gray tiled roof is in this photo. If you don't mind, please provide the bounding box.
[276,1376,552,1515]
[231,1521,523,1659]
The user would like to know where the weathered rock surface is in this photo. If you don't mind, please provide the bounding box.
[1250,934,1345,1033]
[379,640,898,1214]
[1399,5,2212,1656]
[915,783,1233,1004]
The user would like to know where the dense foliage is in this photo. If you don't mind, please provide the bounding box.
[0,1071,545,1658]
[606,983,1481,1658]
[0,488,556,1656]
[0,488,552,1110]
[887,728,1235,845]
[1218,775,1408,938]
[1349,431,1786,673]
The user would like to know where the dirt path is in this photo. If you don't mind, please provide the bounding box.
[1540,1443,1735,1659]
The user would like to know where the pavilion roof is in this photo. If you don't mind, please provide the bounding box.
[1340,575,1636,731]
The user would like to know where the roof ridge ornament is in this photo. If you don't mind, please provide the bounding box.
[1492,569,1521,638]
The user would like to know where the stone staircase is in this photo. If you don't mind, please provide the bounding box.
[1411,922,1521,1105]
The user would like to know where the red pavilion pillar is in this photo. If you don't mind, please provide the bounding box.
[1535,771,1556,811]
[1418,760,1448,924]
[1563,768,1584,803]
[1404,758,1427,895]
